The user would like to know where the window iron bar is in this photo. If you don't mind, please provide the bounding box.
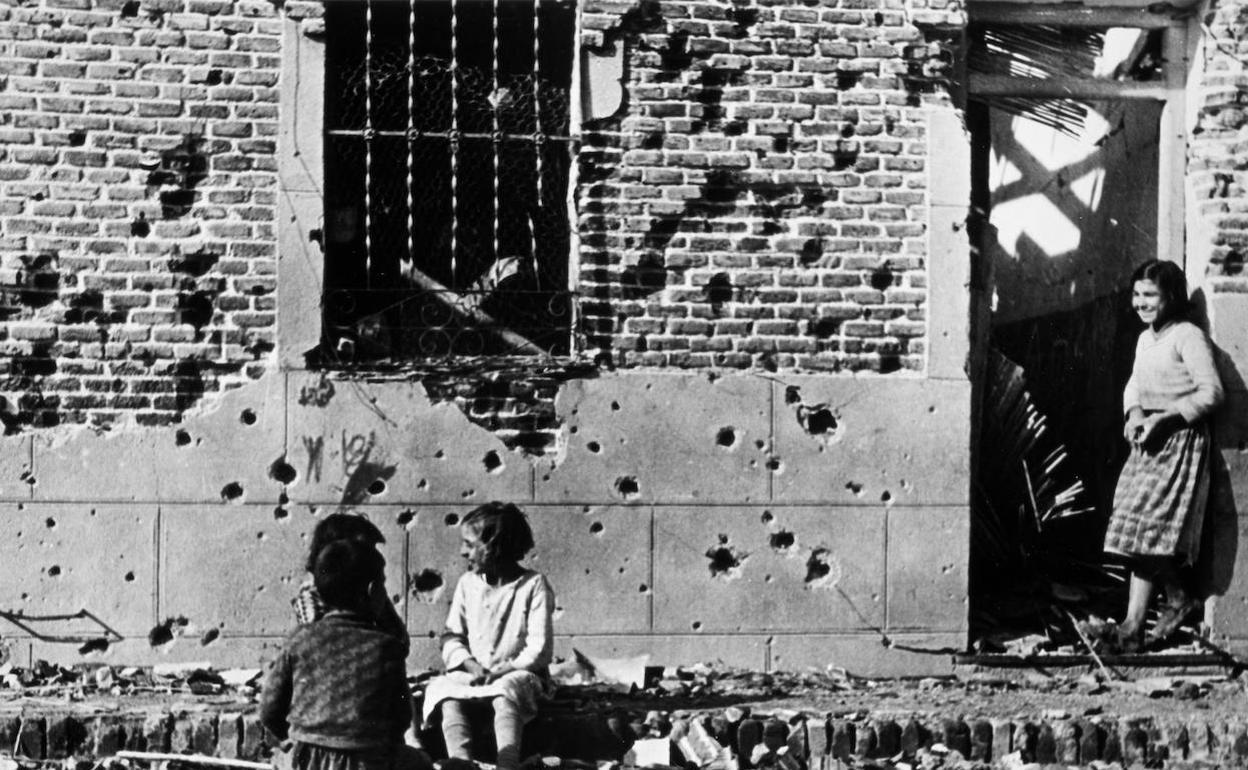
[326,129,574,142]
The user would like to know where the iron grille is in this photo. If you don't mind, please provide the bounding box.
[323,0,577,362]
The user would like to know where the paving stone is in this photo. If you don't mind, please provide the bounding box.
[1012,721,1037,763]
[218,713,241,758]
[537,374,770,505]
[899,718,927,755]
[18,716,45,758]
[1123,719,1150,766]
[1076,718,1101,763]
[805,716,828,762]
[943,718,970,758]
[93,718,125,755]
[1035,720,1057,763]
[737,718,762,768]
[969,719,991,761]
[990,719,1012,761]
[874,719,900,758]
[241,714,266,760]
[830,719,855,760]
[143,714,170,753]
[853,722,876,757]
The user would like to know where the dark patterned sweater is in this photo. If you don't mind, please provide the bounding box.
[260,610,411,751]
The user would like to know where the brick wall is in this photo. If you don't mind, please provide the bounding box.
[0,0,280,431]
[575,0,960,373]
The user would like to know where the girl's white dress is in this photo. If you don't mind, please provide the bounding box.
[422,569,555,724]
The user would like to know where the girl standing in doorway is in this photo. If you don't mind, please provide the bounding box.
[1106,259,1224,651]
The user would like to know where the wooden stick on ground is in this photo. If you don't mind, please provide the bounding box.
[115,751,273,770]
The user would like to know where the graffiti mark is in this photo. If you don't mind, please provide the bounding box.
[302,435,324,483]
[298,375,336,407]
[341,431,376,477]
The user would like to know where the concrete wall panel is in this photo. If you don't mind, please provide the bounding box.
[770,378,971,506]
[768,632,962,677]
[885,507,969,632]
[0,503,156,637]
[160,504,407,637]
[1211,294,1248,390]
[652,506,886,633]
[537,374,772,504]
[554,634,770,670]
[404,504,652,638]
[285,374,533,506]
[0,435,32,501]
[31,376,285,504]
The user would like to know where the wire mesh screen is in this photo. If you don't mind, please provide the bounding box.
[323,0,577,361]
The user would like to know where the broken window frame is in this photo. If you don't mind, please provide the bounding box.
[964,2,1189,266]
[320,0,584,366]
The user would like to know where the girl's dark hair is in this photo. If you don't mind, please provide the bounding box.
[306,513,385,572]
[462,501,535,563]
[1131,259,1192,323]
[314,539,384,611]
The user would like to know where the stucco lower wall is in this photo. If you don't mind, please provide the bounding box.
[0,370,970,677]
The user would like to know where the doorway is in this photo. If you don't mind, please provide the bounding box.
[965,9,1190,648]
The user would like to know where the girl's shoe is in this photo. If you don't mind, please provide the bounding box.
[1149,598,1202,643]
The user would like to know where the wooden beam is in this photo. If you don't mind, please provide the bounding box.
[968,3,1184,27]
[967,73,1169,99]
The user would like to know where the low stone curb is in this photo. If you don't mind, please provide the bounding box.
[1,708,1246,768]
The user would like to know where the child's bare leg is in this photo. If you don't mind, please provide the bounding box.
[441,700,473,761]
[491,697,522,770]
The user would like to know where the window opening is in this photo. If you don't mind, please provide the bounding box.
[323,0,578,364]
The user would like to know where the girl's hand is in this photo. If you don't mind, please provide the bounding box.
[1136,412,1180,450]
[1123,408,1146,444]
[483,664,514,684]
[461,659,489,685]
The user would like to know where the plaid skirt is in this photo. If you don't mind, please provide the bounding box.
[277,743,430,770]
[1105,422,1210,564]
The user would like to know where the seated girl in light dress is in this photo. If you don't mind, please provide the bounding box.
[422,502,555,770]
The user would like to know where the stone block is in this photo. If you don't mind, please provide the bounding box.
[536,374,771,505]
[18,716,45,758]
[94,718,126,755]
[218,713,241,758]
[285,374,533,506]
[45,715,86,758]
[405,505,652,638]
[769,377,971,506]
[192,713,217,754]
[0,434,32,502]
[552,634,768,670]
[652,506,885,633]
[144,714,170,753]
[0,503,156,636]
[241,714,268,760]
[161,503,405,637]
[885,507,968,632]
[32,374,284,504]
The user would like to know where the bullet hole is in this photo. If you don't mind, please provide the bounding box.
[410,569,444,603]
[587,441,602,454]
[148,616,189,648]
[928,405,937,413]
[124,571,135,582]
[273,507,288,520]
[569,426,579,435]
[761,510,773,524]
[168,248,220,277]
[397,509,416,527]
[639,584,649,593]
[706,536,747,579]
[200,628,220,646]
[873,263,893,289]
[769,530,795,551]
[177,290,216,330]
[367,478,387,496]
[874,11,885,24]
[483,450,503,474]
[47,565,61,577]
[784,385,801,405]
[444,513,459,527]
[881,490,892,503]
[220,482,244,502]
[78,638,110,655]
[130,213,150,238]
[703,273,734,311]
[45,517,55,529]
[175,429,191,446]
[800,238,823,266]
[434,450,445,459]
[610,401,621,411]
[766,457,782,473]
[691,621,703,631]
[716,427,736,448]
[417,479,428,490]
[148,134,208,219]
[798,405,839,437]
[845,481,864,496]
[120,0,139,17]
[614,476,640,500]
[204,68,223,86]
[590,521,604,535]
[269,457,297,485]
[805,548,836,585]
[240,408,257,425]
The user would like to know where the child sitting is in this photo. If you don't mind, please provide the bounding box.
[262,538,425,770]
[422,502,555,770]
[293,513,404,638]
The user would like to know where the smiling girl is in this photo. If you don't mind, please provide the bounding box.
[1104,259,1224,651]
[422,502,554,770]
